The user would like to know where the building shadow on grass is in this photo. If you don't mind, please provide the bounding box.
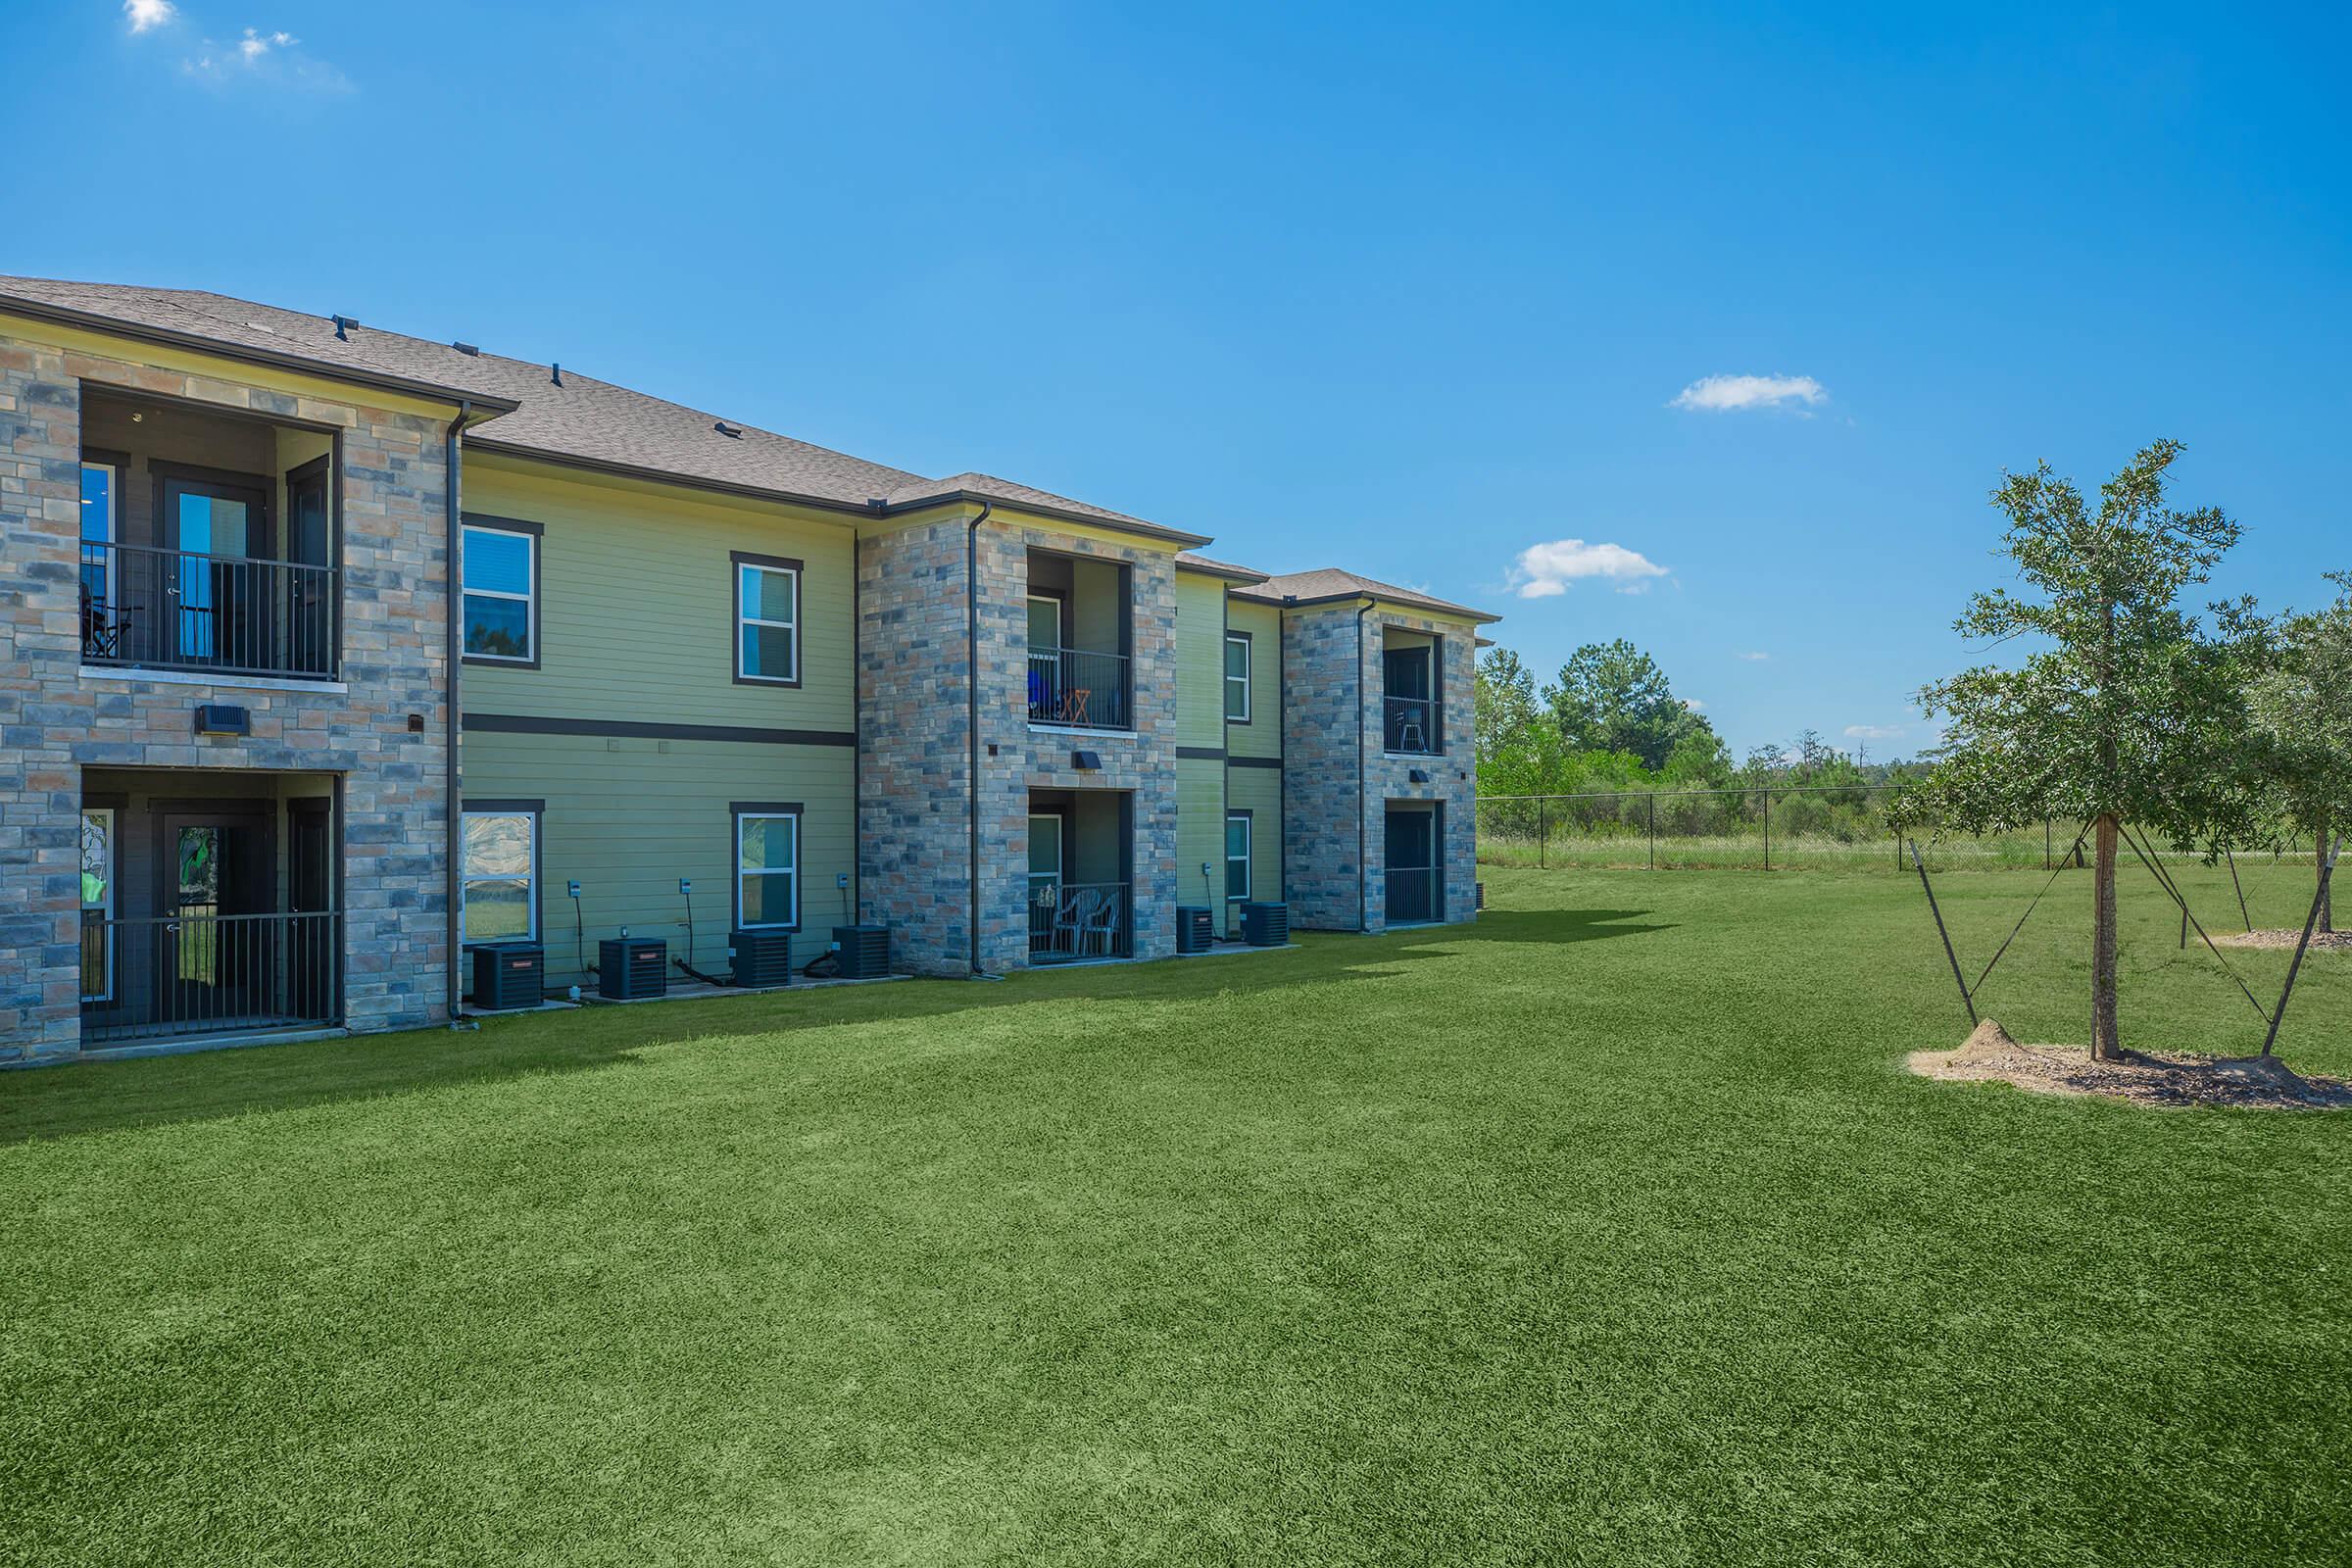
[0,907,1667,1146]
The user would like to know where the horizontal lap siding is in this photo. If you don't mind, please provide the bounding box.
[1225,766,1284,906]
[465,732,853,991]
[1174,571,1227,754]
[1175,757,1226,922]
[464,458,856,732]
[1225,599,1282,760]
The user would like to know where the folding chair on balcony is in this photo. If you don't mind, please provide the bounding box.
[1077,888,1123,957]
[1051,885,1090,956]
[1395,710,1427,753]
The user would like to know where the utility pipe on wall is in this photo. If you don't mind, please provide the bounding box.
[965,500,994,976]
[443,399,471,1028]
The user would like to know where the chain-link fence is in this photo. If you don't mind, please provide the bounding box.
[1476,785,2321,875]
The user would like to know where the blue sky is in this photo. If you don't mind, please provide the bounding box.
[14,1,2348,758]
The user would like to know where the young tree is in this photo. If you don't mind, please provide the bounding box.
[2246,572,2352,932]
[1474,646,1542,761]
[1900,440,2256,1060]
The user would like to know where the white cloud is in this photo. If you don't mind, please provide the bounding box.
[1669,374,1828,414]
[182,24,349,90]
[238,26,294,60]
[1843,723,1904,741]
[1736,651,1769,662]
[1682,698,1705,711]
[123,0,176,30]
[1507,539,1669,600]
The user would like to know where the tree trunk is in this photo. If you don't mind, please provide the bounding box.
[2090,813,2124,1061]
[2320,821,2333,935]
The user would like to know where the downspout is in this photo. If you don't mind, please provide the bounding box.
[1355,595,1375,932]
[965,500,994,976]
[444,400,471,1027]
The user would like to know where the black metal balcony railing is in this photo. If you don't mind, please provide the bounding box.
[1384,867,1438,925]
[1027,647,1133,730]
[1384,695,1442,754]
[1027,881,1132,960]
[79,542,338,680]
[80,911,342,1045]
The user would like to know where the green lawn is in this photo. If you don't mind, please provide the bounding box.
[4,864,2347,1566]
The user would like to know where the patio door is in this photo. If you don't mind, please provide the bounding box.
[284,456,332,674]
[1028,811,1064,956]
[160,467,272,669]
[287,798,336,1022]
[1384,806,1438,924]
[154,807,274,1027]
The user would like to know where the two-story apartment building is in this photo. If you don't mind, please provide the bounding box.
[0,277,1495,1065]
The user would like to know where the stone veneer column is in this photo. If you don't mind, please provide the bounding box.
[856,518,978,975]
[1356,611,1482,931]
[856,514,1180,975]
[1279,603,1371,931]
[0,334,456,1060]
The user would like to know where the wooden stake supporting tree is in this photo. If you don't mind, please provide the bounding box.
[1894,441,2260,1062]
[2246,572,2352,936]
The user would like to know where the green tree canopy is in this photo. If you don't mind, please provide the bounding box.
[1544,639,1714,769]
[2246,571,2352,930]
[1897,439,2259,1058]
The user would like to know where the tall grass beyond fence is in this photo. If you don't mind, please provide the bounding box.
[1476,786,2322,875]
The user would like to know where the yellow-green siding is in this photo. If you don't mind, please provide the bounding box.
[1176,756,1226,921]
[465,731,855,991]
[1225,599,1281,760]
[1174,568,1227,753]
[464,457,856,730]
[1224,765,1283,907]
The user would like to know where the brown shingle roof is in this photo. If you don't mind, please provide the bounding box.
[0,275,1207,544]
[1232,567,1500,623]
[1174,550,1270,583]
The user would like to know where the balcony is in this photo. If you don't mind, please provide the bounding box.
[1384,694,1442,755]
[81,911,343,1045]
[1026,646,1133,730]
[80,541,338,681]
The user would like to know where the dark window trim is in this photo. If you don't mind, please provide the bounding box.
[1025,585,1069,649]
[730,550,805,688]
[1225,807,1253,902]
[461,513,544,670]
[1224,628,1252,724]
[731,801,805,932]
[459,801,542,947]
[152,460,275,559]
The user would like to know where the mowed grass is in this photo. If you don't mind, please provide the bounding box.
[2,864,2348,1566]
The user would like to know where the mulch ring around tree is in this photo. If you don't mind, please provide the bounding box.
[1909,1019,2352,1111]
[2213,929,2352,953]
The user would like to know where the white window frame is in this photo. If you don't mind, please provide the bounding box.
[735,808,801,930]
[735,559,801,684]
[81,806,116,1003]
[1224,632,1251,722]
[462,521,537,663]
[460,808,540,943]
[1225,811,1251,904]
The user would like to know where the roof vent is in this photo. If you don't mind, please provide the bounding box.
[551,362,564,387]
[330,314,360,341]
[714,420,743,439]
[452,341,480,356]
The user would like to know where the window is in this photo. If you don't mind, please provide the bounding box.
[1226,812,1251,903]
[733,554,801,684]
[1224,631,1251,722]
[461,808,539,942]
[79,462,118,654]
[736,807,800,928]
[80,808,115,1002]
[462,520,537,662]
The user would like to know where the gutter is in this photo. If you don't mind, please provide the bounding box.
[965,500,994,976]
[1355,596,1375,932]
[445,401,471,1027]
